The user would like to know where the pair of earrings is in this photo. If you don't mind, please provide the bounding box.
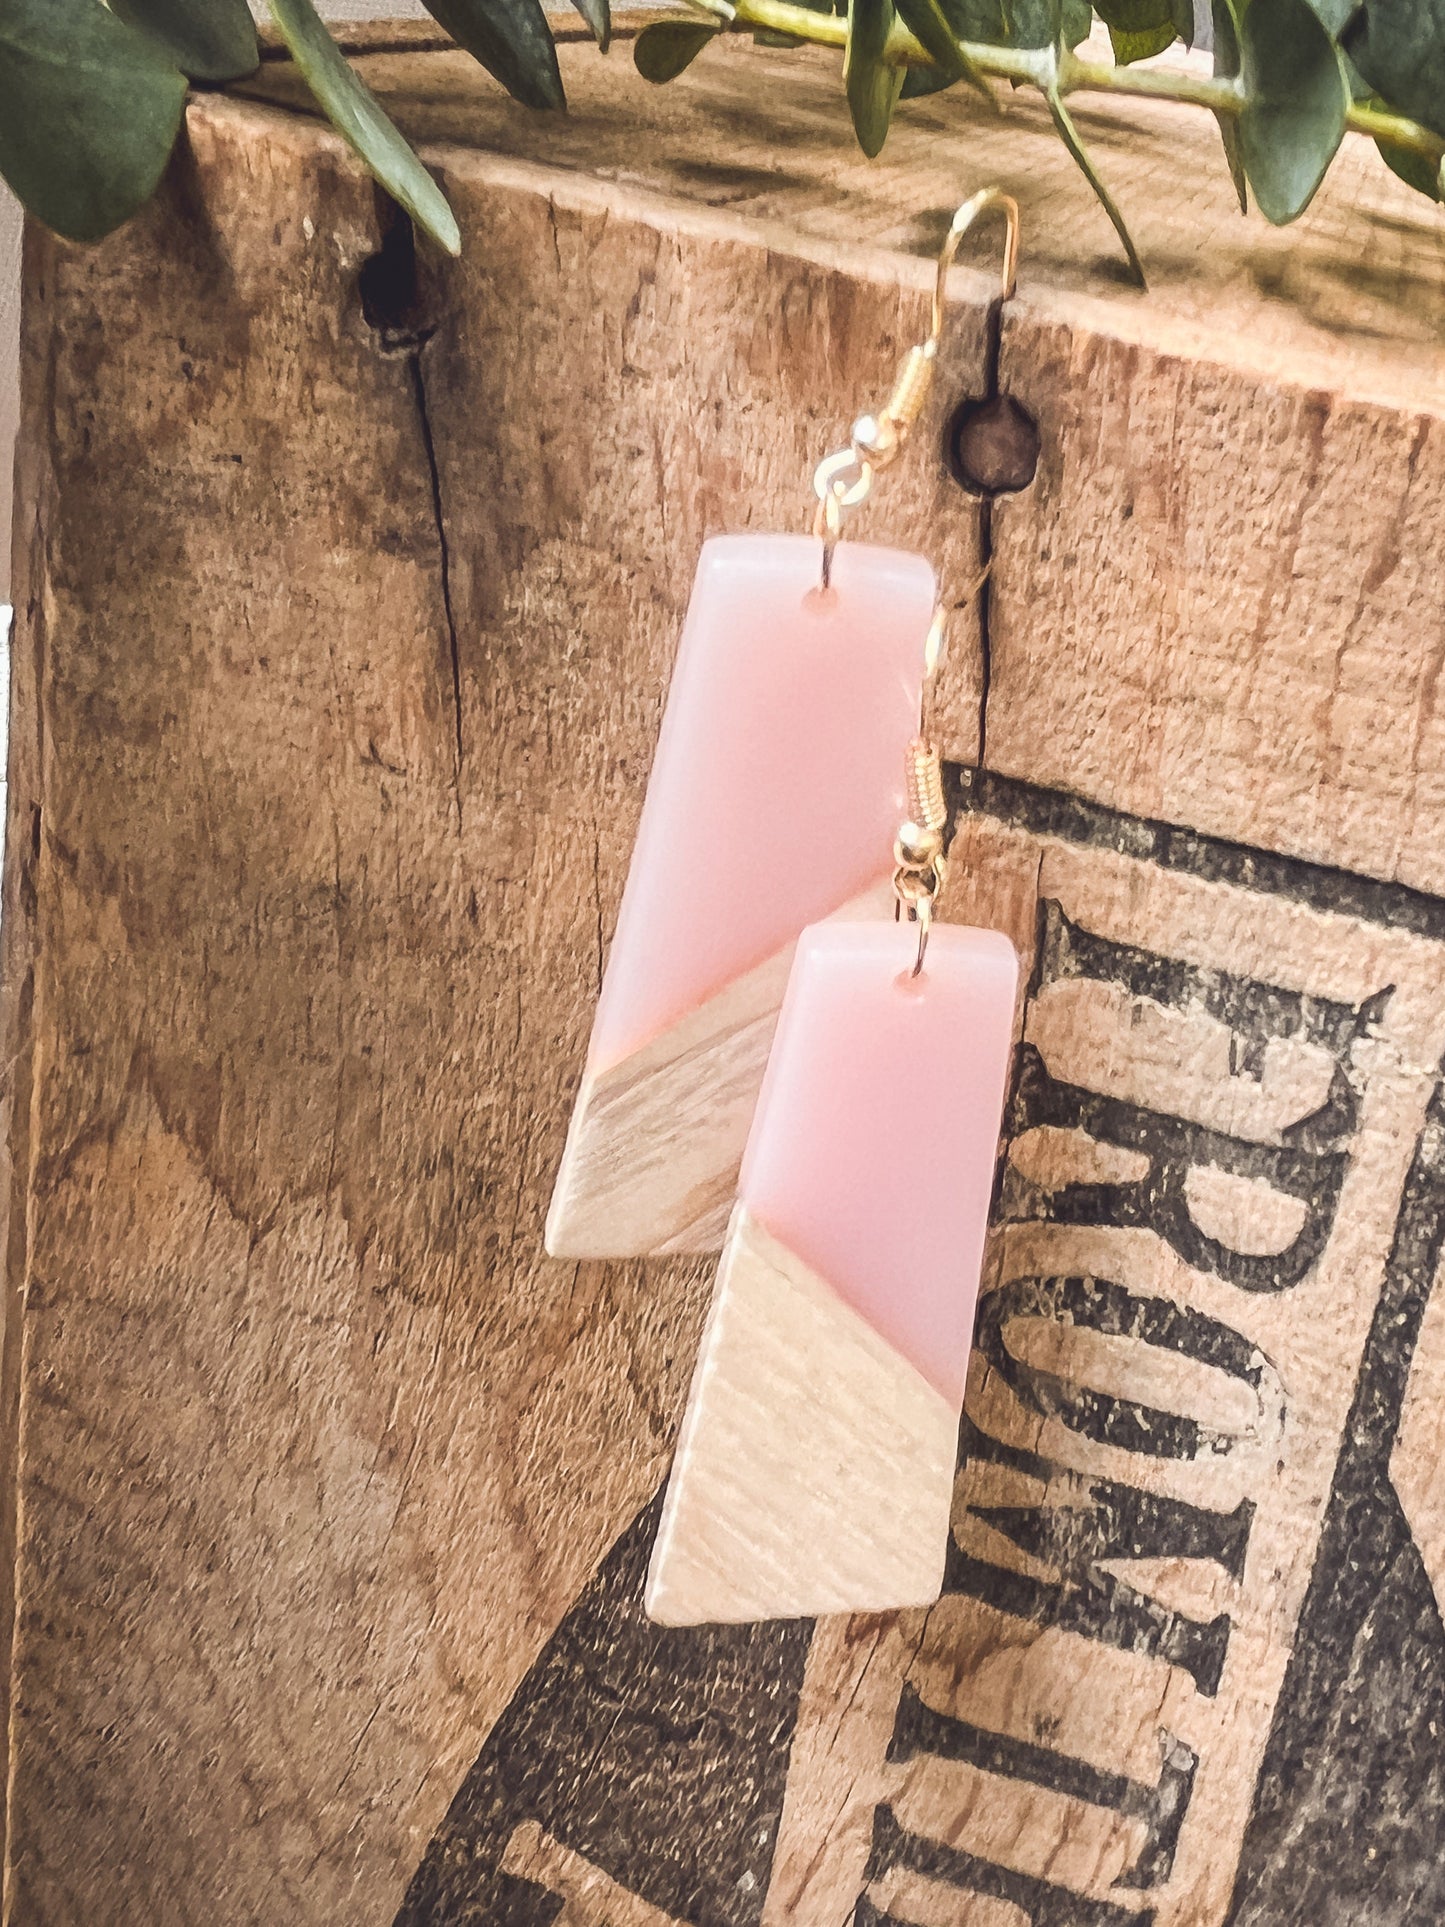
[547,190,1022,1626]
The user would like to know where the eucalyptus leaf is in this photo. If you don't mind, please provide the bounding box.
[934,0,1007,38]
[1377,134,1443,199]
[900,61,957,93]
[1345,0,1445,138]
[1211,0,1247,208]
[0,0,188,243]
[1095,0,1178,63]
[568,0,610,52]
[268,0,461,254]
[1237,0,1349,223]
[1047,85,1147,285]
[421,0,565,110]
[1110,20,1177,57]
[846,0,904,155]
[1338,45,1374,99]
[635,17,719,80]
[1006,0,1092,48]
[111,0,258,81]
[895,0,995,99]
[1306,0,1358,35]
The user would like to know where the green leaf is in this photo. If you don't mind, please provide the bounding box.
[1109,20,1177,57]
[1212,0,1240,67]
[1046,84,1148,285]
[421,0,565,109]
[900,60,958,93]
[846,0,904,155]
[1211,0,1247,209]
[1064,0,1094,51]
[1306,0,1358,35]
[1376,129,1443,199]
[1006,0,1092,47]
[268,0,461,254]
[1237,0,1349,223]
[109,0,258,81]
[1344,0,1445,139]
[1095,0,1178,63]
[0,0,187,243]
[634,17,719,80]
[894,0,994,99]
[1338,46,1375,100]
[568,0,610,52]
[934,0,1007,37]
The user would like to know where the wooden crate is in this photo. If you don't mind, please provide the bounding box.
[3,18,1444,1924]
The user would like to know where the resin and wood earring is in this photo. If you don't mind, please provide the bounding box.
[548,184,1018,1263]
[545,534,936,1259]
[644,761,1018,1623]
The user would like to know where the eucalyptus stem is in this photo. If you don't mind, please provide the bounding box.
[725,0,1445,170]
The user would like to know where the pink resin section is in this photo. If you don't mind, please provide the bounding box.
[585,535,936,1074]
[741,921,1019,1407]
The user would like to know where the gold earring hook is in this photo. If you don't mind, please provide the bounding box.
[809,185,1021,581]
[930,186,1020,346]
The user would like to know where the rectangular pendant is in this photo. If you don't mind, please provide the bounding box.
[645,919,1018,1624]
[546,535,936,1260]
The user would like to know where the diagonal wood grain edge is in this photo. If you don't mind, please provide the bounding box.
[644,1206,958,1625]
[545,881,894,1260]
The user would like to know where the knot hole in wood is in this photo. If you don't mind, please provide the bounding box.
[945,393,1041,498]
[357,198,441,355]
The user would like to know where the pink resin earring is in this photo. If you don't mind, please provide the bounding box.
[644,915,1017,1621]
[545,535,935,1259]
[549,188,1024,1620]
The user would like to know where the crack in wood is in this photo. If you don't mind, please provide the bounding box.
[408,348,466,817]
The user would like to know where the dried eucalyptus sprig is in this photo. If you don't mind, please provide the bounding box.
[637,0,1445,284]
[0,0,1437,280]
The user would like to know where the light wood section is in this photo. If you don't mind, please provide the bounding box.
[645,1208,958,1624]
[546,882,894,1258]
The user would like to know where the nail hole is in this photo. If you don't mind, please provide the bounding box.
[945,393,1041,498]
[357,199,438,354]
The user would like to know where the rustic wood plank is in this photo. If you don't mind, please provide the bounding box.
[0,78,987,1925]
[987,311,1445,895]
[233,22,1445,895]
[5,26,1445,1927]
[237,20,1445,416]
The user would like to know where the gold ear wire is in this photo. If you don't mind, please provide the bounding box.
[931,186,1020,342]
[810,185,1021,586]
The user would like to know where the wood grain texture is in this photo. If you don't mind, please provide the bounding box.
[237,20,1445,418]
[4,20,1445,1926]
[546,883,893,1259]
[234,22,1445,893]
[645,1207,957,1624]
[0,63,987,1927]
[986,312,1445,897]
